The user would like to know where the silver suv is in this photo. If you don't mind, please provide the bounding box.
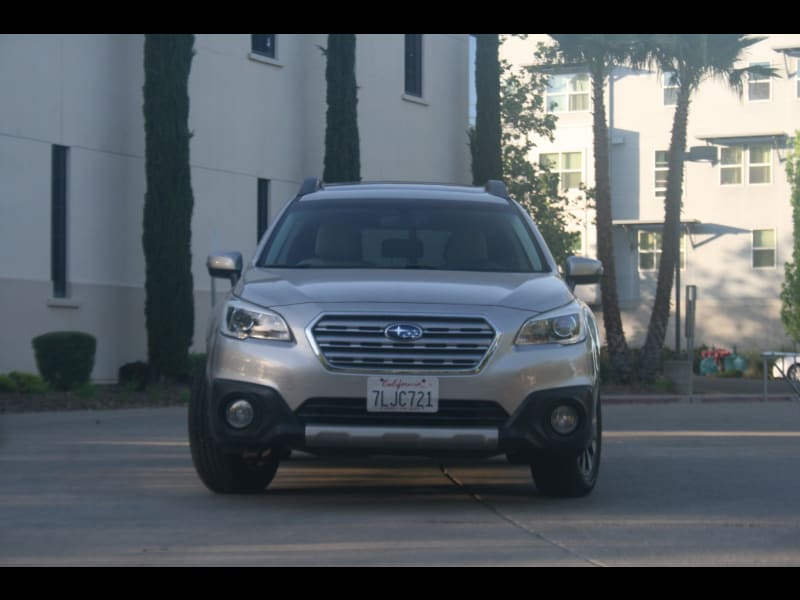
[189,179,603,497]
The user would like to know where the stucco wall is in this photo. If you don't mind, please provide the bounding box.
[0,34,471,381]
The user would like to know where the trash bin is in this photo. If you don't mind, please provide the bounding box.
[699,357,717,376]
[724,353,747,373]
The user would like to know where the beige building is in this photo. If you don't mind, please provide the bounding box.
[3,33,797,383]
[0,34,471,381]
[503,34,800,354]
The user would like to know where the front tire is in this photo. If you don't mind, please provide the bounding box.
[530,400,602,498]
[188,367,279,494]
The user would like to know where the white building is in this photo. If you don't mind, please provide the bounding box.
[503,34,800,354]
[0,34,471,381]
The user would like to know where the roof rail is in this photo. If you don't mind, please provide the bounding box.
[297,177,323,197]
[484,179,510,200]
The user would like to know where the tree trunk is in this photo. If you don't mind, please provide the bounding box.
[142,34,195,380]
[473,34,502,185]
[639,81,691,381]
[323,34,360,183]
[590,61,631,382]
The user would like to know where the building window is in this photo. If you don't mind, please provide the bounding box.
[662,72,679,106]
[540,151,583,191]
[748,143,772,184]
[404,34,423,97]
[257,178,270,242]
[720,144,771,185]
[638,231,686,272]
[546,73,589,113]
[720,146,743,185]
[655,150,669,198]
[51,145,69,298]
[752,229,776,268]
[748,62,771,101]
[252,34,276,59]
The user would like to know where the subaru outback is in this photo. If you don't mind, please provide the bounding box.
[189,178,603,497]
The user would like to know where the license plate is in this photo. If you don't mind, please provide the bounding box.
[367,376,439,413]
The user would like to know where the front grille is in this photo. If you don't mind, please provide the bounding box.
[310,314,496,372]
[296,398,509,428]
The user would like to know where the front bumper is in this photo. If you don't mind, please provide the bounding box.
[207,378,597,457]
[205,301,598,457]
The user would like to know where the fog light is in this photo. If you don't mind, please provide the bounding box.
[550,405,579,435]
[226,399,255,429]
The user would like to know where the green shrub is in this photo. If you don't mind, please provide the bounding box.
[742,351,775,379]
[188,352,206,370]
[73,383,97,399]
[654,375,675,392]
[32,331,96,391]
[188,353,207,379]
[0,374,17,392]
[717,368,743,378]
[8,371,49,393]
[179,389,191,404]
[118,361,152,392]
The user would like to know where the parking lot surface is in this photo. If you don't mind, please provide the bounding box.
[1,401,799,566]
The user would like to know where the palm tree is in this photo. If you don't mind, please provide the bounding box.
[549,34,643,382]
[638,34,774,381]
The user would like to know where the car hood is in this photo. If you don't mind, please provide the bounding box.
[237,268,573,314]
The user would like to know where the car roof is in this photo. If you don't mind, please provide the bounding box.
[297,182,511,205]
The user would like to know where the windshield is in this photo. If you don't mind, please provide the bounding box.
[258,199,549,273]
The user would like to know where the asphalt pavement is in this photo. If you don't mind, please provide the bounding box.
[2,401,799,565]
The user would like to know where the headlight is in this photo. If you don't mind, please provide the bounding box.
[515,310,584,346]
[221,299,293,341]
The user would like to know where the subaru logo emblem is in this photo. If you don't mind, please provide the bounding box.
[385,323,424,342]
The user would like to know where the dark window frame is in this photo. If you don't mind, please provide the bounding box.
[404,34,423,97]
[257,178,270,242]
[51,145,68,298]
[251,34,276,59]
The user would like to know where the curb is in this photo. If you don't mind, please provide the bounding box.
[604,393,799,405]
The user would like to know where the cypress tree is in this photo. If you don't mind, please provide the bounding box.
[472,34,503,185]
[142,34,196,380]
[323,34,361,183]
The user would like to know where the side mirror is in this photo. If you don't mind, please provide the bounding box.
[207,251,243,285]
[565,256,603,291]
